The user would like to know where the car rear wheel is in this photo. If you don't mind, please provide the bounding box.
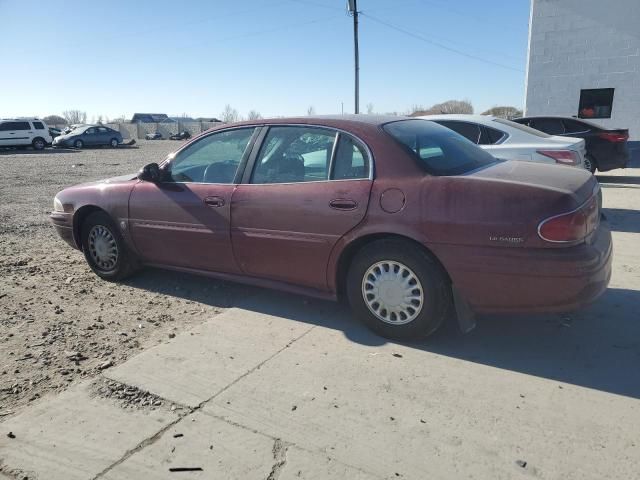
[346,239,451,340]
[74,139,84,149]
[584,155,596,174]
[32,137,46,150]
[81,211,137,281]
[110,138,118,148]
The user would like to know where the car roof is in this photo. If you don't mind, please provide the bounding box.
[417,114,499,124]
[222,114,411,129]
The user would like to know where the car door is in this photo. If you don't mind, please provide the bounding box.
[96,126,110,145]
[0,121,32,146]
[83,127,99,145]
[128,127,258,273]
[231,125,373,291]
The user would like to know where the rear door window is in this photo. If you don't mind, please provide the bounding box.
[530,118,565,135]
[33,121,45,130]
[435,121,481,144]
[479,125,506,145]
[331,134,370,180]
[384,120,497,176]
[562,119,591,134]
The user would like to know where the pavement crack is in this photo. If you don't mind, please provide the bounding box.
[266,438,289,480]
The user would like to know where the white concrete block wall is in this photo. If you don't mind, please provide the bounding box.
[525,0,640,140]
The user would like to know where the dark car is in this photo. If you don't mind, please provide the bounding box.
[169,131,192,140]
[145,132,163,140]
[513,116,629,173]
[50,116,611,339]
[53,125,123,149]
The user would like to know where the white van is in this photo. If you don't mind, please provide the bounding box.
[0,118,53,150]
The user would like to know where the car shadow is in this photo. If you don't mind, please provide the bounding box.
[0,148,77,155]
[122,268,640,399]
[597,175,640,185]
[602,208,640,233]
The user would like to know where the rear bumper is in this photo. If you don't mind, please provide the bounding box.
[434,224,613,314]
[49,212,79,249]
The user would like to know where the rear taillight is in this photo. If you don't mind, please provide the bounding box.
[537,150,579,165]
[538,195,599,243]
[598,132,628,143]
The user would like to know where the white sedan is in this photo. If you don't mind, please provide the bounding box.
[419,114,589,170]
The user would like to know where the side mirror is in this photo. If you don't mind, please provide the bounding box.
[137,162,161,182]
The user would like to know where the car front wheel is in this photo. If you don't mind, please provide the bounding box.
[81,211,137,281]
[110,138,118,148]
[347,239,451,340]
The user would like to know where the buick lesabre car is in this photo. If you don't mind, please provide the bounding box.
[50,116,612,339]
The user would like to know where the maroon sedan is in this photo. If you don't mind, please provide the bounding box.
[50,116,612,339]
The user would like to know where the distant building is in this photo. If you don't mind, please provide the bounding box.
[130,113,172,123]
[525,0,640,139]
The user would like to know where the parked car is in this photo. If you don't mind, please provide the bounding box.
[53,125,123,149]
[420,114,589,170]
[0,118,52,150]
[512,116,630,173]
[170,131,192,140]
[50,116,611,340]
[145,132,163,140]
[49,127,62,139]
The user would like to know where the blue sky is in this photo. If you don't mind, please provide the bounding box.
[0,0,530,120]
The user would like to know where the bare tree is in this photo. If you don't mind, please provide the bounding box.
[43,115,67,125]
[366,103,375,114]
[247,110,262,120]
[481,106,522,119]
[306,106,316,116]
[63,110,87,124]
[96,115,104,125]
[409,99,474,116]
[220,104,240,123]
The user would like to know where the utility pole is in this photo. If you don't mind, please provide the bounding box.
[348,0,359,114]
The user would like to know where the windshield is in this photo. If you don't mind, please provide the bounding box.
[493,118,551,138]
[383,119,497,176]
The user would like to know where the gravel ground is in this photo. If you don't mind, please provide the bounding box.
[0,141,248,419]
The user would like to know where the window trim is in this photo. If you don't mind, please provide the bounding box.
[241,124,375,186]
[160,126,262,185]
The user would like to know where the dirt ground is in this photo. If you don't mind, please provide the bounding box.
[1,141,639,423]
[0,141,254,418]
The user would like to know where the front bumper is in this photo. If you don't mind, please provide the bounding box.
[49,211,79,249]
[434,223,613,314]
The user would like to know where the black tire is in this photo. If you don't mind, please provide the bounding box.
[74,139,84,149]
[346,239,451,340]
[110,138,118,148]
[585,154,597,174]
[32,137,46,150]
[80,211,137,281]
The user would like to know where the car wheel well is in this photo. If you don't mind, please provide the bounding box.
[73,206,106,248]
[335,233,450,300]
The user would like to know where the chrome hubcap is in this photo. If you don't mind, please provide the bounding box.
[88,225,118,271]
[362,260,424,325]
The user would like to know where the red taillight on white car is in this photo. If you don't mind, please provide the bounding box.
[538,195,600,243]
[537,149,579,165]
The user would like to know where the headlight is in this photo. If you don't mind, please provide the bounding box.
[53,197,64,212]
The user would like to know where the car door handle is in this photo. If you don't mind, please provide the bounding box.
[329,199,357,210]
[204,196,225,207]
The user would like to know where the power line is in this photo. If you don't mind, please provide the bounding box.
[361,12,524,73]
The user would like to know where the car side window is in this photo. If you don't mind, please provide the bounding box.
[251,126,336,184]
[531,118,565,135]
[478,126,505,145]
[562,119,590,134]
[168,128,255,184]
[436,121,481,144]
[85,128,96,135]
[331,134,370,180]
[97,127,108,133]
[13,122,31,130]
[33,121,45,130]
[0,123,11,131]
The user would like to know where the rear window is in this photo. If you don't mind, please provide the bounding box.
[383,119,498,176]
[493,118,551,138]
